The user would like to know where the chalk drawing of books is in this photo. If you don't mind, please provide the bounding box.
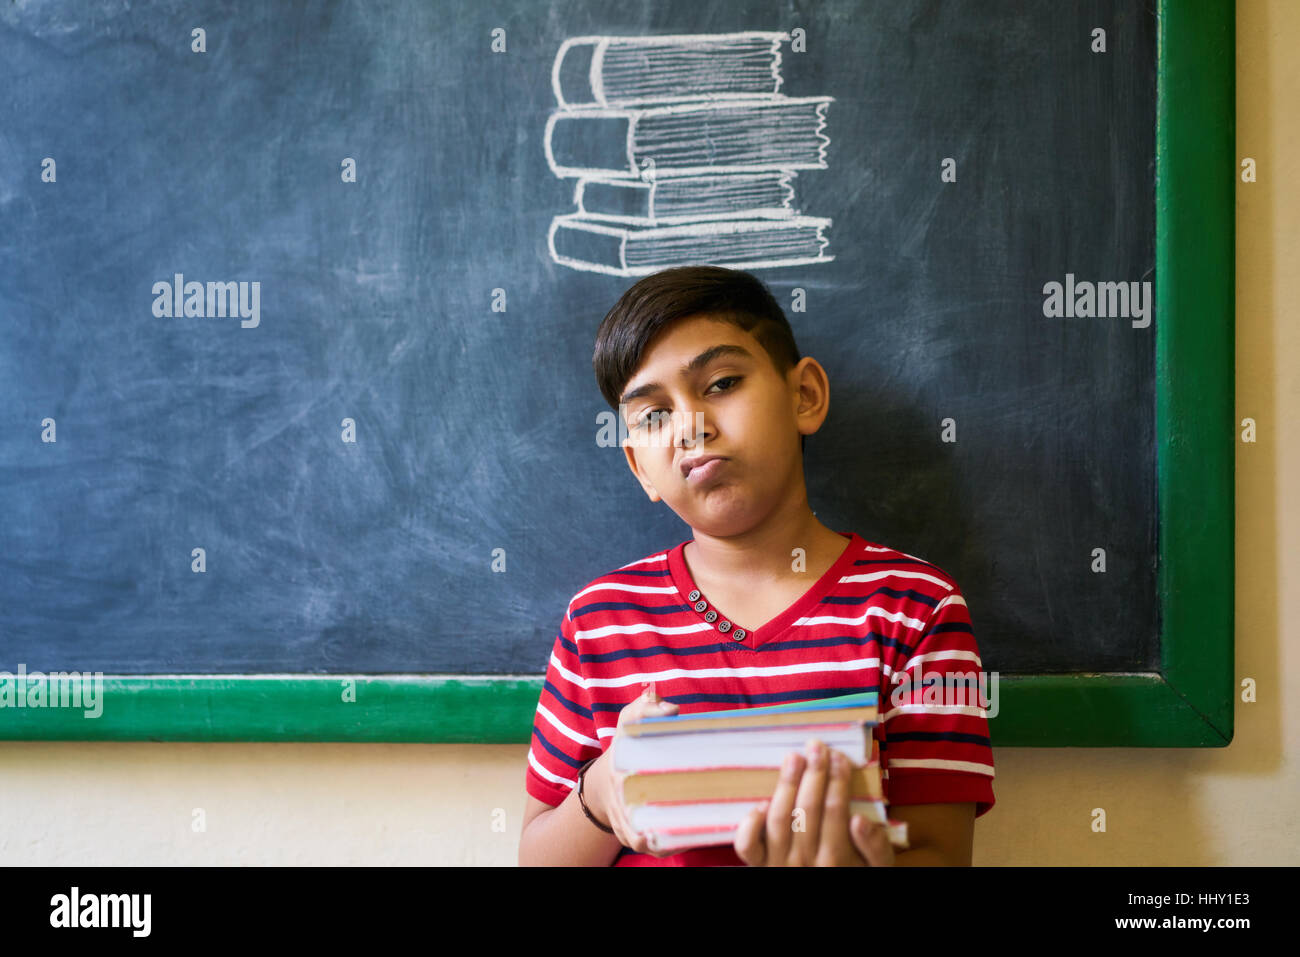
[544,32,835,276]
[574,173,796,225]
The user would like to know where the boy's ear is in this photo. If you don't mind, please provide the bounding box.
[623,442,662,503]
[791,356,831,438]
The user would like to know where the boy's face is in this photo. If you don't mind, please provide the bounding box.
[618,314,829,538]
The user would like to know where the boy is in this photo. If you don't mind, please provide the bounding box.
[518,266,994,866]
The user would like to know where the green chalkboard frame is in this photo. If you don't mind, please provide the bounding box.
[1,0,1233,745]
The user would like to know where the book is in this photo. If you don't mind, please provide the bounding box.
[547,214,832,277]
[543,32,837,277]
[573,173,798,225]
[611,692,908,856]
[551,32,789,109]
[543,97,833,179]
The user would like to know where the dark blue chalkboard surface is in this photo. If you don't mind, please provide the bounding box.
[2,1,1159,683]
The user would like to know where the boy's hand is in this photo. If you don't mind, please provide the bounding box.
[734,739,896,867]
[585,682,681,857]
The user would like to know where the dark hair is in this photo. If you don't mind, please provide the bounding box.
[593,266,807,452]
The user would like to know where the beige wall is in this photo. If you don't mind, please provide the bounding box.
[3,2,1296,866]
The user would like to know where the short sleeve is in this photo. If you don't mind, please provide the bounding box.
[883,585,996,817]
[524,603,603,807]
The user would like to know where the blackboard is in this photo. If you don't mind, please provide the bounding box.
[0,0,1233,744]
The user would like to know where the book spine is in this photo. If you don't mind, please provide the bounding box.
[547,216,627,276]
[623,763,883,806]
[552,33,787,109]
[634,691,878,724]
[626,715,872,738]
[575,173,797,225]
[545,98,833,179]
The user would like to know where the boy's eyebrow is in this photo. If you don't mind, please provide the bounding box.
[619,344,754,407]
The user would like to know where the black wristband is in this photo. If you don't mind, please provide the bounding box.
[577,757,615,834]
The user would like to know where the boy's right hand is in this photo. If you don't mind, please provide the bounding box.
[585,682,679,857]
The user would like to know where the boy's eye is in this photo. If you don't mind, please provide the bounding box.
[639,410,671,429]
[633,376,741,429]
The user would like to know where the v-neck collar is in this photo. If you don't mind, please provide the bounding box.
[666,531,863,649]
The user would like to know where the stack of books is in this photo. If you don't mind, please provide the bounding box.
[611,691,908,855]
[544,31,835,276]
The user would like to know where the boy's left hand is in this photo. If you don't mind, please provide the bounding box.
[734,739,896,867]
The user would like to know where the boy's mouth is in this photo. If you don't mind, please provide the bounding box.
[681,455,728,483]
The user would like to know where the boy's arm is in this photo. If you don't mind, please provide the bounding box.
[881,581,995,864]
[889,802,976,866]
[518,786,625,866]
[520,600,625,865]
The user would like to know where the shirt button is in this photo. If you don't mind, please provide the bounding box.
[704,610,718,623]
[733,629,747,642]
[687,589,701,602]
[718,620,732,633]
[694,599,708,613]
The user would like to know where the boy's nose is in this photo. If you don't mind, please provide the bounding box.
[675,410,711,448]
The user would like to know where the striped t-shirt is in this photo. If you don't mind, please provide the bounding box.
[525,531,996,866]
